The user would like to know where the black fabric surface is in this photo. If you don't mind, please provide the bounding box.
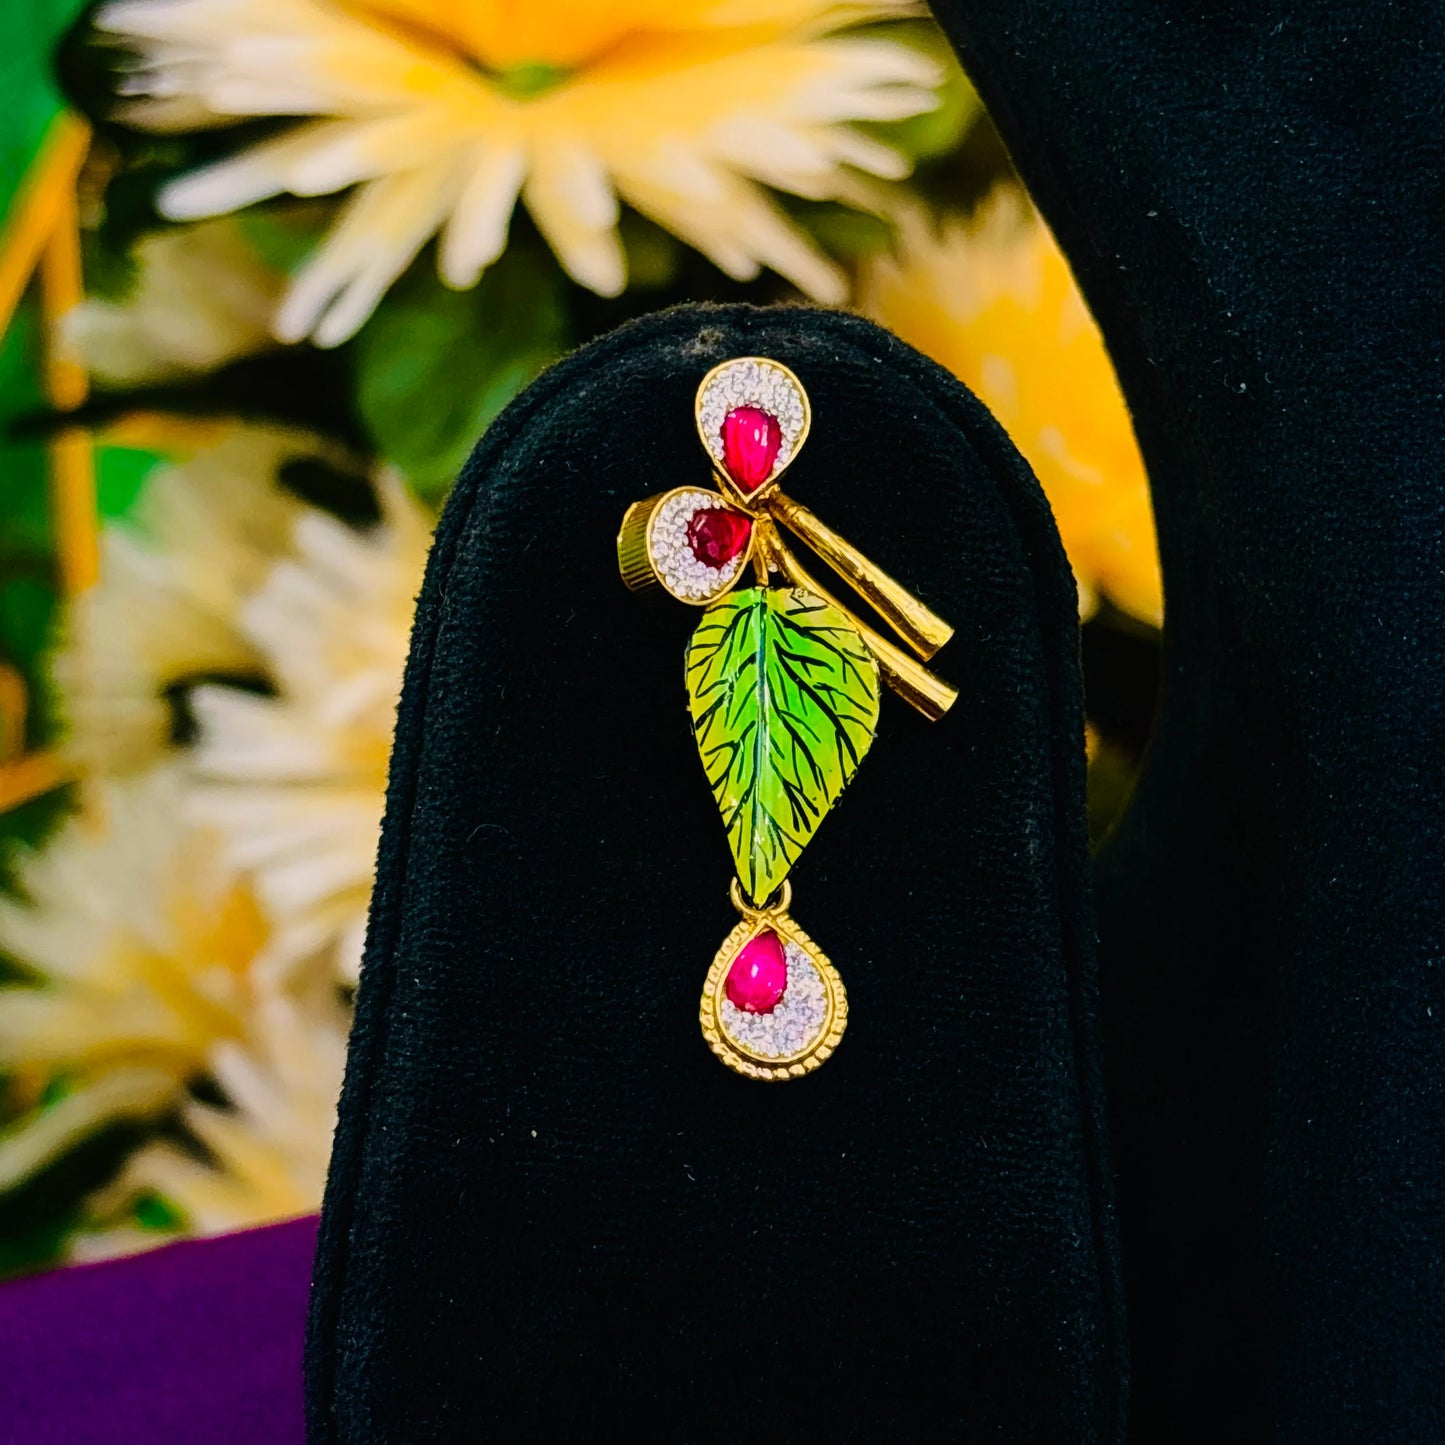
[304,306,1126,1441]
[928,4,1445,1440]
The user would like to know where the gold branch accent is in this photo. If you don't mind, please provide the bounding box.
[768,490,953,659]
[757,520,957,721]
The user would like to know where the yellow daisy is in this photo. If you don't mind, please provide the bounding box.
[72,984,348,1257]
[188,473,432,984]
[858,189,1162,627]
[0,768,266,1190]
[96,0,940,343]
[55,426,335,777]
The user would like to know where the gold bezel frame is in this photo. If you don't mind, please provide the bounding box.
[694,356,812,510]
[699,911,847,1080]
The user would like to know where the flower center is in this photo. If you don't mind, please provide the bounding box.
[489,60,573,100]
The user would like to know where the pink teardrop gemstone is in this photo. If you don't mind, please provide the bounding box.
[720,406,782,492]
[686,507,752,569]
[724,930,788,1014]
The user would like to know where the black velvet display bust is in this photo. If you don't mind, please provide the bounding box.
[304,308,1126,1441]
[930,3,1445,1441]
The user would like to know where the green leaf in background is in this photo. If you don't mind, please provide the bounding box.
[132,1190,184,1233]
[235,201,329,275]
[686,586,880,903]
[617,209,683,291]
[0,302,54,561]
[0,578,55,696]
[0,0,87,224]
[351,243,570,498]
[778,199,895,264]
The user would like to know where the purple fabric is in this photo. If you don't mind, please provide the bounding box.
[0,1215,315,1444]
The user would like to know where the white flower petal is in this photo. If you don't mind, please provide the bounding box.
[275,165,461,346]
[438,144,527,287]
[819,125,911,181]
[71,983,349,1248]
[284,111,465,195]
[0,1069,177,1190]
[105,0,941,351]
[159,123,344,218]
[0,768,266,1190]
[523,143,625,295]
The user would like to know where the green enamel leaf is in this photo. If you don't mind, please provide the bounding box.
[686,587,880,903]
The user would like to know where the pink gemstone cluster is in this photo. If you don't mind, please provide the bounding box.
[677,403,784,573]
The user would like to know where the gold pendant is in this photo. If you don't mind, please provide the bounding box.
[617,357,954,1079]
[700,883,847,1080]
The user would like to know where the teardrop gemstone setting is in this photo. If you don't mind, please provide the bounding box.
[700,911,845,1080]
[624,487,754,604]
[685,505,753,570]
[695,356,810,501]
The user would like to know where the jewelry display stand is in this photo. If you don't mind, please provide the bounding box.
[304,308,1125,1441]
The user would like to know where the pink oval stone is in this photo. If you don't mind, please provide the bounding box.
[724,930,788,1014]
[721,406,782,492]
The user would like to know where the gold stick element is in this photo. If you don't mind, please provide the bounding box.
[40,176,97,596]
[0,114,89,337]
[0,114,89,822]
[757,521,957,721]
[767,491,953,661]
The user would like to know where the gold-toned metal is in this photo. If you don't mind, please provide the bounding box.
[769,491,953,660]
[684,354,954,685]
[729,876,791,919]
[700,888,846,1081]
[617,494,664,593]
[757,519,958,720]
[717,465,780,511]
[695,355,811,508]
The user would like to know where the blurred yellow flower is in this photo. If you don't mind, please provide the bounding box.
[189,475,432,985]
[73,986,348,1257]
[96,0,939,343]
[55,427,321,776]
[62,218,283,385]
[0,769,265,1190]
[859,189,1162,626]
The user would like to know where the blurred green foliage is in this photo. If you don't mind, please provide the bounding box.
[353,245,572,498]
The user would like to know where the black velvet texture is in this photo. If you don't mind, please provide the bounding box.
[928,4,1445,1440]
[304,307,1126,1441]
